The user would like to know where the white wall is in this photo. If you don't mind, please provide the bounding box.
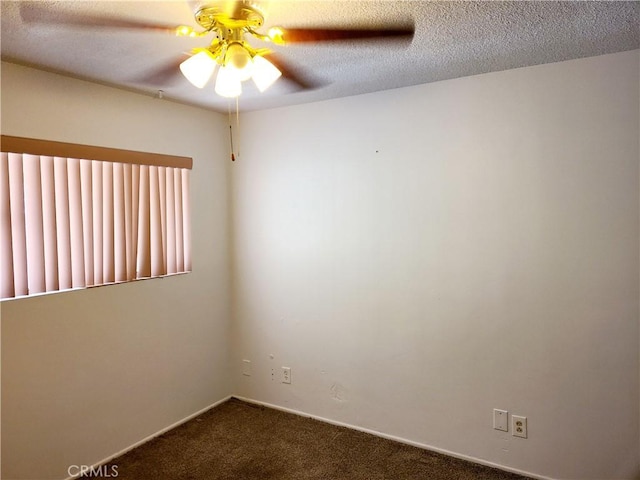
[2,51,638,480]
[232,50,640,480]
[0,63,232,480]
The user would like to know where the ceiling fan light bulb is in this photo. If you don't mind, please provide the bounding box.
[175,25,195,37]
[180,50,218,88]
[226,43,254,81]
[252,55,282,92]
[215,65,242,98]
[267,27,285,45]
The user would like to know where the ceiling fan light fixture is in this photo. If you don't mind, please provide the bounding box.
[180,50,218,88]
[225,43,254,81]
[251,55,282,92]
[215,65,242,98]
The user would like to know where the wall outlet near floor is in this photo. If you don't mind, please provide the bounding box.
[242,359,251,376]
[512,415,527,438]
[282,366,291,384]
[493,409,508,432]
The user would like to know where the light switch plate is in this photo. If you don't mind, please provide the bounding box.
[493,409,508,432]
[242,359,251,376]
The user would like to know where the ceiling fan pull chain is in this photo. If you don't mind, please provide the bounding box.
[228,101,235,162]
[235,96,241,161]
[230,126,235,162]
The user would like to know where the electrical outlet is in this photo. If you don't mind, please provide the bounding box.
[493,409,508,432]
[242,359,251,376]
[282,366,291,384]
[512,415,527,438]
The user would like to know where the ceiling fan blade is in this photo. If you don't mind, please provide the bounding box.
[276,25,414,44]
[264,54,326,91]
[19,3,180,34]
[131,55,189,87]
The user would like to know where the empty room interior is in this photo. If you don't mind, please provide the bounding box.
[1,1,639,480]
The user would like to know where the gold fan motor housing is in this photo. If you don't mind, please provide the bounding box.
[195,2,264,31]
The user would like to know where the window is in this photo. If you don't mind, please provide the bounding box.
[1,136,192,300]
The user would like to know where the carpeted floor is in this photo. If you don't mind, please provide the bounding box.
[88,398,533,479]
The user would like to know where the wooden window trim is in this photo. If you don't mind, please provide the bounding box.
[1,135,192,170]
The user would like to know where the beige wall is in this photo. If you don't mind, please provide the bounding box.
[2,50,639,480]
[0,62,232,480]
[232,50,640,480]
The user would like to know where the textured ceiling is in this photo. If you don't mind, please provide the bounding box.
[1,1,639,112]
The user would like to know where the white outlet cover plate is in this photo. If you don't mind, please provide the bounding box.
[512,415,527,438]
[493,409,508,432]
[282,366,291,384]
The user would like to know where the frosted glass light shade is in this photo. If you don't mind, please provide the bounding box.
[215,65,242,98]
[226,43,254,81]
[180,51,218,88]
[252,55,282,92]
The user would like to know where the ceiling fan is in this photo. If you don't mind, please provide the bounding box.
[19,1,415,99]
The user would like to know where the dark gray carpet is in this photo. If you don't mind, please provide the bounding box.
[88,398,532,479]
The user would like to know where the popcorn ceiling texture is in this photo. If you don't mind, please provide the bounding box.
[1,1,638,112]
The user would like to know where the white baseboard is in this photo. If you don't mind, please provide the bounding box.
[64,395,232,480]
[232,395,556,480]
[62,394,555,480]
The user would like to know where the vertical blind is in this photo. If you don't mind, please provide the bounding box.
[1,136,192,300]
